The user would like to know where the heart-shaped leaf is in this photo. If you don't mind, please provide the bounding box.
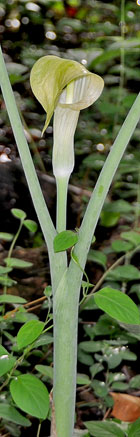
[10,374,49,419]
[17,320,45,349]
[94,287,140,325]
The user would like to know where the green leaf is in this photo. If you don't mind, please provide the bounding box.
[23,219,38,233]
[5,257,33,268]
[111,381,129,391]
[88,250,107,269]
[79,341,102,353]
[0,345,8,355]
[91,380,108,398]
[121,231,140,247]
[78,350,94,366]
[120,322,140,338]
[17,320,45,349]
[0,295,26,304]
[10,374,49,420]
[121,349,136,361]
[100,211,120,227]
[107,354,123,369]
[6,62,28,75]
[128,418,140,437]
[111,239,133,253]
[104,199,134,214]
[0,276,17,287]
[35,364,53,380]
[33,333,53,348]
[0,232,13,241]
[77,373,91,386]
[94,287,140,325]
[0,266,12,274]
[11,208,27,220]
[0,354,16,377]
[0,403,31,427]
[83,153,105,170]
[30,55,104,132]
[107,265,140,282]
[90,363,104,378]
[84,420,125,437]
[54,230,78,252]
[129,375,140,389]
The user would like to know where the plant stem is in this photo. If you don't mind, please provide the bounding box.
[36,422,41,437]
[0,46,66,292]
[56,176,69,232]
[53,269,79,437]
[3,219,23,295]
[8,221,23,260]
[134,168,140,228]
[53,93,140,437]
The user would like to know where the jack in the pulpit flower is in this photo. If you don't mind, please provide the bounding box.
[30,55,104,179]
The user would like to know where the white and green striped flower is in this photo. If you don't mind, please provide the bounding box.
[30,55,104,179]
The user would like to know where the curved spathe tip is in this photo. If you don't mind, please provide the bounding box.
[30,55,104,134]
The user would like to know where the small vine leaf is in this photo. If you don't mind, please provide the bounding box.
[54,230,78,252]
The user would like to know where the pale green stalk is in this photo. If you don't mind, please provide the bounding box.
[54,80,76,233]
[53,92,140,437]
[0,46,66,292]
[56,176,69,232]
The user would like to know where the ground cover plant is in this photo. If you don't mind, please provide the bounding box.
[0,1,140,437]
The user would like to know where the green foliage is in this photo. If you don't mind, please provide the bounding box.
[0,232,13,241]
[10,374,49,419]
[5,257,33,268]
[101,211,120,227]
[94,287,140,325]
[121,231,140,247]
[87,250,107,269]
[17,320,45,349]
[11,209,27,221]
[84,421,125,437]
[128,419,140,437]
[35,364,53,380]
[23,219,38,233]
[107,265,140,282]
[0,295,26,304]
[0,352,16,377]
[111,239,133,253]
[54,230,78,252]
[0,403,31,427]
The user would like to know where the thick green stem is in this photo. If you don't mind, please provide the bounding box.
[56,176,69,232]
[0,46,66,292]
[53,93,140,437]
[53,270,79,437]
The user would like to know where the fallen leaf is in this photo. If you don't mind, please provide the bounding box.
[110,392,140,422]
